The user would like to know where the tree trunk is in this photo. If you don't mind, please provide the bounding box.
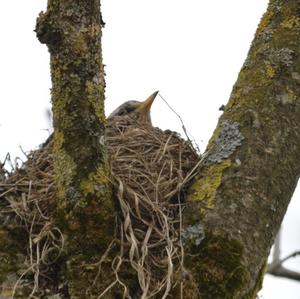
[1,0,300,298]
[35,1,114,297]
[183,0,300,298]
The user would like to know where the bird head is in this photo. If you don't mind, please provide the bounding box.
[108,91,159,126]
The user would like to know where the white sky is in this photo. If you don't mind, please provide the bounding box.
[0,1,299,298]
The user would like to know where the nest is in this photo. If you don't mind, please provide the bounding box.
[0,116,201,298]
[0,140,63,297]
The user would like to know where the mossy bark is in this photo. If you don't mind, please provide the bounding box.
[35,1,114,297]
[184,0,300,298]
[2,0,300,298]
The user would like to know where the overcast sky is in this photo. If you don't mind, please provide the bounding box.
[0,1,299,298]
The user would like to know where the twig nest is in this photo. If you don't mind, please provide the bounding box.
[107,115,199,203]
[0,116,201,298]
[105,116,200,298]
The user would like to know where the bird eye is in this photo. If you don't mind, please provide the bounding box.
[125,105,136,114]
[117,106,135,116]
[108,101,140,118]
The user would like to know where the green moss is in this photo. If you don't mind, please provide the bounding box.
[51,57,82,132]
[80,164,110,198]
[185,233,248,299]
[72,30,88,54]
[256,9,274,36]
[243,260,267,299]
[86,80,106,124]
[53,130,77,201]
[286,86,296,101]
[188,159,231,210]
[281,15,300,29]
[265,64,276,78]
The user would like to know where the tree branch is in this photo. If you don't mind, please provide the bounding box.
[183,0,300,297]
[268,265,300,282]
[36,1,114,297]
[268,229,300,282]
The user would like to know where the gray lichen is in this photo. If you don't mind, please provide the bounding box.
[245,47,294,70]
[276,91,295,105]
[206,121,244,164]
[268,48,294,67]
[260,27,274,41]
[181,223,205,246]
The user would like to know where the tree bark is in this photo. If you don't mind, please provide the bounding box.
[35,1,114,297]
[183,0,300,298]
[1,0,300,298]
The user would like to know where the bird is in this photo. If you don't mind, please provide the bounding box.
[106,90,199,203]
[108,90,159,126]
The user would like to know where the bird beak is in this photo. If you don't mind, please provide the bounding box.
[137,91,159,113]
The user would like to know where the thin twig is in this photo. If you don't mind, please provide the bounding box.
[158,93,201,153]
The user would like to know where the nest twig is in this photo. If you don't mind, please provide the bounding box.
[101,116,200,298]
[0,140,64,298]
[0,116,200,298]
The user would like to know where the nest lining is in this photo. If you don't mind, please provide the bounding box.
[0,116,201,298]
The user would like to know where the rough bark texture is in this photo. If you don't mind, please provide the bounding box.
[183,0,300,298]
[35,1,114,297]
[1,0,300,298]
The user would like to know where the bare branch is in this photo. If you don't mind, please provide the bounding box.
[268,230,300,282]
[268,265,300,282]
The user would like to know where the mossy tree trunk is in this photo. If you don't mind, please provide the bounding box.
[1,0,300,298]
[35,0,114,297]
[183,0,300,298]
